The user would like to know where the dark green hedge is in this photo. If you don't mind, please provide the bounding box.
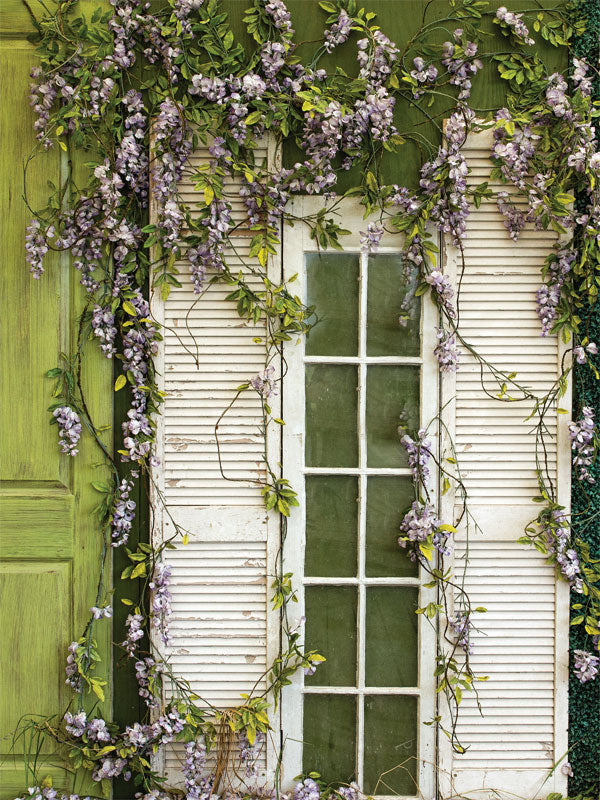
[570,2,600,795]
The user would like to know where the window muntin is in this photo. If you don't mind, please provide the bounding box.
[300,250,427,796]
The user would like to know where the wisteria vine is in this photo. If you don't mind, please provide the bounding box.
[16,0,600,797]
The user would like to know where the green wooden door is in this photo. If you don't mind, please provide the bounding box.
[0,4,112,796]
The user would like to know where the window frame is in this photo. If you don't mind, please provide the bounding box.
[281,196,439,800]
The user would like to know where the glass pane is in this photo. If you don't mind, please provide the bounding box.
[306,253,359,356]
[367,255,420,356]
[306,365,358,467]
[366,365,420,468]
[303,694,357,783]
[306,476,358,577]
[363,695,418,796]
[365,587,418,687]
[366,477,418,578]
[305,586,357,686]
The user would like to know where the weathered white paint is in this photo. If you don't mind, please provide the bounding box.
[151,138,281,784]
[439,129,570,799]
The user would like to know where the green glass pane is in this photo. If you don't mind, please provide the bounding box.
[363,695,418,796]
[367,255,420,356]
[366,366,419,468]
[366,477,418,578]
[303,694,357,784]
[305,586,357,686]
[365,587,418,687]
[306,365,358,467]
[306,253,359,356]
[306,476,358,577]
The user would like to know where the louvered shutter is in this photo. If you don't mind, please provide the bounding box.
[440,129,570,798]
[151,138,280,782]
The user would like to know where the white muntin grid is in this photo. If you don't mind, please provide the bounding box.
[304,248,421,791]
[282,197,437,800]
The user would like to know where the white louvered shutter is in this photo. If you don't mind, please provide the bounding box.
[440,129,570,798]
[151,138,280,782]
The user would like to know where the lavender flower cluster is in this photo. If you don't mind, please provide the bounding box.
[16,788,90,800]
[323,10,352,53]
[536,246,576,335]
[112,478,136,547]
[540,509,583,593]
[183,737,212,800]
[401,428,433,485]
[149,562,172,646]
[419,109,473,247]
[569,406,596,483]
[495,6,535,46]
[251,365,278,399]
[573,649,599,683]
[441,30,482,101]
[434,328,460,373]
[398,501,452,560]
[53,406,82,456]
[448,610,473,654]
[409,57,438,99]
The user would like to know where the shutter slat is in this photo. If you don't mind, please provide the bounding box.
[443,131,569,798]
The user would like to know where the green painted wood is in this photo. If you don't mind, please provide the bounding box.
[0,18,112,799]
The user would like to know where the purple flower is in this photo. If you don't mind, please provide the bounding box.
[495,6,535,45]
[398,501,452,560]
[90,605,113,619]
[183,737,211,800]
[357,30,399,87]
[569,406,596,483]
[149,562,172,646]
[238,730,264,776]
[561,761,574,777]
[324,10,352,53]
[251,365,278,399]
[401,429,433,484]
[264,0,294,37]
[111,478,136,547]
[426,270,456,320]
[64,711,87,737]
[448,611,473,654]
[26,219,53,278]
[441,31,482,100]
[65,641,82,691]
[573,649,599,683]
[536,246,576,335]
[540,508,583,592]
[434,328,460,372]
[53,406,82,456]
[294,778,321,800]
[572,58,592,97]
[410,56,438,98]
[87,717,112,742]
[573,342,598,365]
[122,613,144,657]
[360,222,384,253]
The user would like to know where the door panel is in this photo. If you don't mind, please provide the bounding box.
[0,19,112,798]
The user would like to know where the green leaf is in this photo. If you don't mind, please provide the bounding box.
[122,300,137,316]
[114,374,127,392]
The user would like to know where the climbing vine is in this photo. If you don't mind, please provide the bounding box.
[14,0,600,797]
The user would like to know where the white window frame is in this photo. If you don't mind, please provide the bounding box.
[281,196,438,800]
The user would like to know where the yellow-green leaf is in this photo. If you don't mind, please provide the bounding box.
[114,374,127,392]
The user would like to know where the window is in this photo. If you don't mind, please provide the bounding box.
[282,199,437,798]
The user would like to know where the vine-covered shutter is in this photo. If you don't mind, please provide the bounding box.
[0,6,113,797]
[152,139,279,781]
[440,129,570,798]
